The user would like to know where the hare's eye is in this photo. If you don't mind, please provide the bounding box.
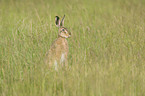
[62,29,65,31]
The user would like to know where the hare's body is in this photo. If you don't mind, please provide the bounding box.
[45,15,71,70]
[45,37,69,68]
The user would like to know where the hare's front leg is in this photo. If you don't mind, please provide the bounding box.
[64,53,69,68]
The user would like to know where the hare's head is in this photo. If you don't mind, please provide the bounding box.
[55,15,71,38]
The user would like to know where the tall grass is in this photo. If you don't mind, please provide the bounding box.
[0,0,145,96]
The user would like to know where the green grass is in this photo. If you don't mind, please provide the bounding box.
[0,0,145,96]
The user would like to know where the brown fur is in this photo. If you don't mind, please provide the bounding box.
[45,15,71,69]
[45,36,69,67]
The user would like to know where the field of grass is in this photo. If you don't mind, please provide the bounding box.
[0,0,145,96]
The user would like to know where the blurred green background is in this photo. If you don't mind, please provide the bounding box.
[0,0,145,96]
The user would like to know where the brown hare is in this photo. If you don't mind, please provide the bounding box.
[45,15,71,70]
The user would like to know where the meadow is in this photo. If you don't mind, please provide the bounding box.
[0,0,145,96]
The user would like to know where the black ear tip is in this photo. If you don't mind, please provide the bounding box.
[55,16,60,21]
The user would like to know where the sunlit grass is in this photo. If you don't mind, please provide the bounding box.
[0,0,145,96]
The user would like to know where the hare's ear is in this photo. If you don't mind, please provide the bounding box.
[55,16,60,27]
[60,15,65,27]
